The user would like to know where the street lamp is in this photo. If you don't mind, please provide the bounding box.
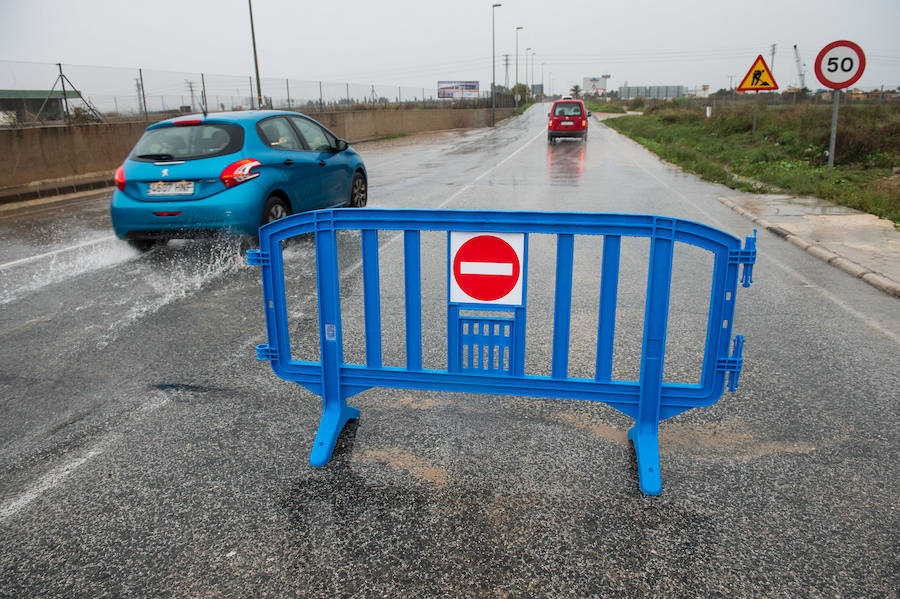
[515,26,523,106]
[248,0,263,110]
[492,3,501,126]
[529,50,536,101]
[541,62,546,101]
[525,47,532,101]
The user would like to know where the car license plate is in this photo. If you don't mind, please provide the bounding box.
[562,120,574,126]
[148,181,194,196]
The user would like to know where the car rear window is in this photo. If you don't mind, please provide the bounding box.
[130,123,243,162]
[553,102,583,117]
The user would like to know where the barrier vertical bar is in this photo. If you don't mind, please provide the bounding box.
[595,235,620,381]
[447,306,463,372]
[310,224,359,466]
[551,234,574,379]
[404,230,423,371]
[362,229,382,368]
[629,226,674,495]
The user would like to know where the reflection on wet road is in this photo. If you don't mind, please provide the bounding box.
[547,140,585,185]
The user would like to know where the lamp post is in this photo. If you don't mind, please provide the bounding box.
[541,62,546,101]
[492,3,501,126]
[530,50,536,100]
[515,26,523,106]
[525,47,532,101]
[248,0,263,109]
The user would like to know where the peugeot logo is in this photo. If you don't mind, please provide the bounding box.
[161,169,169,177]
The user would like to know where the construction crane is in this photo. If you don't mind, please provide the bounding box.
[793,44,806,90]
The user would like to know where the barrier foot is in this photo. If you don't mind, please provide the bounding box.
[309,401,360,466]
[628,425,662,496]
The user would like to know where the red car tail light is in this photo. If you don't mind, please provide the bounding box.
[115,165,126,191]
[221,159,262,188]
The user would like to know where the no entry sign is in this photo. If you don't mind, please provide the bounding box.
[449,232,525,304]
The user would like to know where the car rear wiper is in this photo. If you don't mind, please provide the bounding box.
[137,153,176,160]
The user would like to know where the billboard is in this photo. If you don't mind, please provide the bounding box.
[438,81,480,99]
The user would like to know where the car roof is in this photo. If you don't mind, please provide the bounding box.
[148,110,307,128]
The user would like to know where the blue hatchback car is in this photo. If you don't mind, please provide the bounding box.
[111,110,367,250]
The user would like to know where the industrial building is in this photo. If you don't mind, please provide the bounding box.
[618,86,686,100]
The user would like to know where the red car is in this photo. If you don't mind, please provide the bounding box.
[547,99,590,142]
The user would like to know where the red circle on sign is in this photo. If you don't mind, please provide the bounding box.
[814,40,866,90]
[453,235,521,302]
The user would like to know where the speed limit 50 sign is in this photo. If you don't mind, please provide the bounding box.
[815,40,866,89]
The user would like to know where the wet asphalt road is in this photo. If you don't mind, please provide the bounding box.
[0,106,898,598]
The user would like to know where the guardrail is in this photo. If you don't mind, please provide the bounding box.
[248,208,757,495]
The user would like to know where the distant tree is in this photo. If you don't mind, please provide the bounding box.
[569,84,582,98]
[511,83,528,101]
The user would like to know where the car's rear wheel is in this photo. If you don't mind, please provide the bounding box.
[262,195,290,225]
[127,238,166,252]
[350,171,367,207]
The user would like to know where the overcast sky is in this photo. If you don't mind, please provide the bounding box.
[1,0,898,95]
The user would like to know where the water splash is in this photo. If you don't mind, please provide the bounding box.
[0,236,137,305]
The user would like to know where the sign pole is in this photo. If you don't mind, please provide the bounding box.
[752,91,758,138]
[827,89,840,171]
[813,41,866,172]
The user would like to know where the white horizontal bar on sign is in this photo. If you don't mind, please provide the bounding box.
[460,261,513,276]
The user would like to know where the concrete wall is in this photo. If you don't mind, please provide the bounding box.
[0,107,516,193]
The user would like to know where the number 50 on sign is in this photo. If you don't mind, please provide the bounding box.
[815,40,866,90]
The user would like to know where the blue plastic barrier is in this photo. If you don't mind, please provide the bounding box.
[248,209,756,495]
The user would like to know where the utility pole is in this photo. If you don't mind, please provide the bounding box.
[503,54,510,89]
[138,68,148,118]
[515,26,523,92]
[135,78,144,117]
[770,43,777,73]
[248,0,263,110]
[185,80,196,111]
[491,3,501,126]
[58,63,70,124]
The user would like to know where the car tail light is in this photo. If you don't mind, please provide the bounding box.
[115,165,126,191]
[220,158,262,188]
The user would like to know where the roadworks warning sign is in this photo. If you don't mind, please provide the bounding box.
[737,55,779,91]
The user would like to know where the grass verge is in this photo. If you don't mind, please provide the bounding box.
[604,102,900,225]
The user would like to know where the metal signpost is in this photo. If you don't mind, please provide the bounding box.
[814,40,866,171]
[248,209,757,496]
[737,54,779,138]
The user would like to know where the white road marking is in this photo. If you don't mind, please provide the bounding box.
[0,235,117,271]
[460,261,513,276]
[0,440,110,523]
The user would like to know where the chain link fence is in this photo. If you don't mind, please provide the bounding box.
[0,60,519,128]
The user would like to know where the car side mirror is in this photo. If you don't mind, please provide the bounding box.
[587,111,592,117]
[334,139,349,152]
